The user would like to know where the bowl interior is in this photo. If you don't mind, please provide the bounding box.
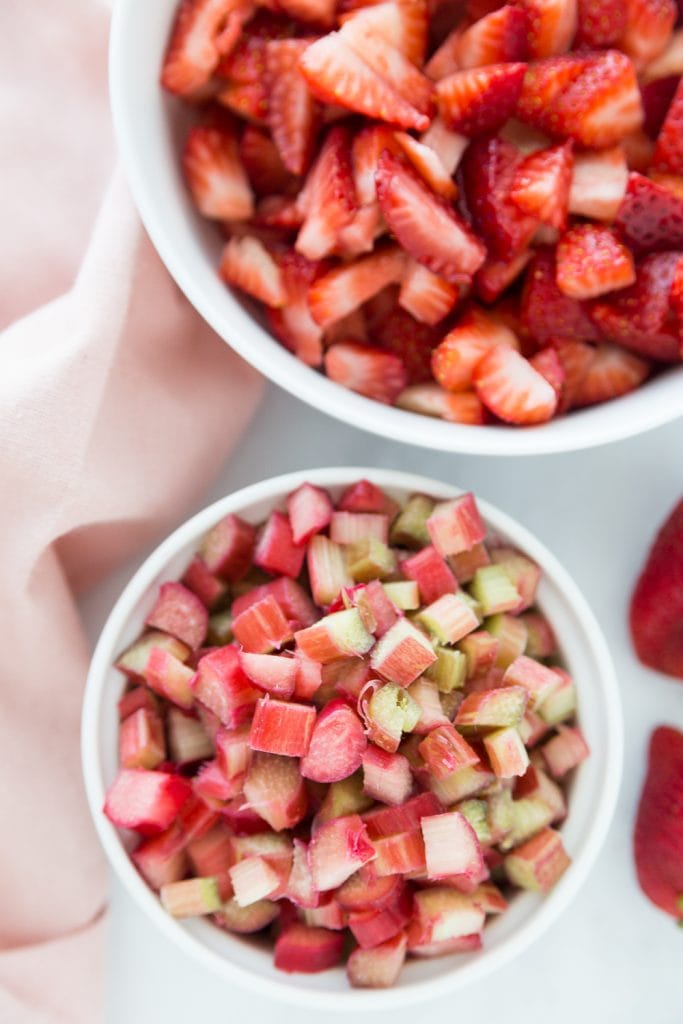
[83,469,622,1009]
[109,0,683,457]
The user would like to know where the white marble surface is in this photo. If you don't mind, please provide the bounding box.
[81,384,683,1024]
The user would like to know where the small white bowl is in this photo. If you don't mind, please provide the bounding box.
[109,0,683,457]
[82,468,622,1010]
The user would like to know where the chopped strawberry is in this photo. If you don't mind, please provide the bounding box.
[215,11,290,81]
[268,251,325,366]
[614,172,683,254]
[435,63,527,137]
[339,23,435,117]
[568,146,628,222]
[518,0,578,58]
[473,345,558,423]
[161,0,250,97]
[324,341,408,402]
[653,78,683,175]
[633,726,683,919]
[461,135,539,260]
[398,261,461,325]
[351,124,400,207]
[575,0,626,47]
[266,39,320,176]
[373,305,442,381]
[521,246,601,343]
[474,249,534,303]
[295,126,357,260]
[509,142,573,229]
[424,26,463,81]
[620,128,655,173]
[299,33,430,130]
[555,224,635,300]
[618,0,676,71]
[277,0,336,27]
[641,76,681,141]
[570,343,650,407]
[589,251,682,361]
[550,49,644,148]
[240,126,298,197]
[420,117,469,177]
[432,304,518,392]
[338,0,429,65]
[550,338,598,410]
[397,385,487,423]
[220,235,287,307]
[308,246,406,327]
[529,346,565,398]
[394,133,458,200]
[376,150,487,282]
[516,54,589,136]
[183,122,254,221]
[631,502,683,678]
[456,6,530,69]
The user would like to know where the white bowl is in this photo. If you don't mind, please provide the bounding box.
[109,0,683,457]
[82,467,622,1010]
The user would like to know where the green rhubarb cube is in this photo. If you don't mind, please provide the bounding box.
[424,646,467,692]
[390,493,435,549]
[347,537,397,582]
[469,565,520,616]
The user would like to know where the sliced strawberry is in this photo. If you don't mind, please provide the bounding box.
[424,26,463,81]
[220,234,287,306]
[474,249,534,302]
[570,343,650,407]
[308,246,406,327]
[568,146,628,222]
[589,251,682,361]
[555,224,635,300]
[161,0,250,97]
[632,504,683,679]
[671,254,683,329]
[352,124,400,206]
[653,78,683,175]
[618,0,676,72]
[398,261,461,325]
[276,0,335,27]
[614,172,683,253]
[436,63,527,137]
[520,246,600,343]
[324,341,408,402]
[550,50,644,148]
[268,251,326,365]
[509,142,573,229]
[620,128,655,173]
[641,76,681,140]
[420,117,469,176]
[183,122,254,220]
[394,133,458,199]
[456,6,530,69]
[461,135,539,260]
[338,0,429,65]
[240,126,298,196]
[339,25,434,117]
[215,12,290,82]
[473,345,558,423]
[575,0,626,47]
[633,726,683,919]
[295,126,357,260]
[299,33,430,130]
[337,204,385,255]
[650,172,683,200]
[516,54,591,136]
[518,0,578,58]
[265,39,320,176]
[396,384,487,423]
[373,305,442,380]
[432,304,518,392]
[376,150,486,282]
[217,80,269,124]
[529,346,565,398]
[551,338,597,410]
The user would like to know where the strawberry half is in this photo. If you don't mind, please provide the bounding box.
[339,23,434,118]
[436,63,527,137]
[161,0,249,97]
[295,126,357,260]
[266,39,320,176]
[324,341,408,402]
[398,261,460,325]
[473,345,558,424]
[375,150,487,282]
[220,235,287,307]
[183,121,254,220]
[456,5,530,69]
[614,172,683,254]
[550,49,644,149]
[618,0,676,71]
[575,0,626,47]
[268,251,326,366]
[633,726,683,919]
[240,126,298,196]
[394,133,458,200]
[338,0,429,65]
[570,343,650,407]
[555,224,635,300]
[516,55,589,136]
[653,78,683,176]
[518,0,577,59]
[521,246,600,343]
[373,304,442,381]
[308,246,406,327]
[631,503,683,679]
[509,142,573,229]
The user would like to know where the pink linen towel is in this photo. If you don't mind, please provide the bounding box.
[0,1,263,1020]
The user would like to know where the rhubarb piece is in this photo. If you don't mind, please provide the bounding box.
[363,791,443,840]
[408,887,485,947]
[207,610,233,645]
[231,576,317,628]
[191,645,258,726]
[459,631,499,679]
[354,580,400,636]
[364,683,421,752]
[417,593,480,644]
[541,725,590,778]
[132,825,189,890]
[214,897,279,934]
[382,581,420,611]
[537,670,577,725]
[214,724,250,779]
[421,811,485,880]
[486,614,528,670]
[119,707,166,770]
[424,646,467,693]
[302,896,346,930]
[390,493,435,549]
[308,814,376,890]
[200,513,256,582]
[469,565,520,616]
[145,581,209,652]
[274,922,345,973]
[295,608,374,663]
[293,652,323,700]
[249,698,316,757]
[167,709,213,765]
[239,652,297,699]
[401,545,457,605]
[347,932,407,988]
[286,483,334,545]
[484,727,530,778]
[455,686,528,732]
[347,888,413,948]
[504,827,570,891]
[286,839,319,909]
[373,830,427,877]
[186,824,232,879]
[347,538,397,583]
[330,511,389,545]
[418,725,479,779]
[489,547,541,611]
[408,677,451,734]
[182,556,227,611]
[307,534,353,606]
[116,630,190,682]
[193,759,242,805]
[316,773,374,826]
[515,764,567,823]
[160,876,221,917]
[232,595,294,654]
[503,655,563,709]
[243,751,308,831]
[104,769,191,835]
[230,855,281,906]
[370,618,436,685]
[456,799,492,846]
[300,698,367,782]
[362,746,413,806]
[427,494,487,557]
[143,646,195,710]
[254,511,306,579]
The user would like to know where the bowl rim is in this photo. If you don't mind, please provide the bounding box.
[82,467,623,1010]
[108,0,683,458]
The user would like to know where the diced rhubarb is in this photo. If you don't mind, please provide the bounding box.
[374,831,427,877]
[307,534,353,606]
[537,668,577,724]
[104,769,191,835]
[324,657,372,703]
[330,511,389,545]
[166,709,213,765]
[302,896,347,930]
[347,931,407,989]
[295,608,374,663]
[286,838,320,909]
[239,652,298,699]
[230,855,281,906]
[160,876,221,917]
[315,773,374,826]
[308,814,376,890]
[390,493,434,549]
[193,759,243,805]
[191,645,259,727]
[383,580,420,610]
[232,595,294,654]
[177,793,220,844]
[231,577,317,629]
[119,707,166,770]
[455,685,528,732]
[186,824,233,878]
[347,538,397,583]
[460,631,499,679]
[354,580,400,637]
[515,764,567,823]
[503,654,563,709]
[418,724,479,779]
[362,745,413,806]
[145,581,209,651]
[132,824,189,890]
[421,811,485,881]
[504,826,571,891]
[143,646,195,710]
[418,592,480,645]
[200,513,256,582]
[469,565,520,616]
[249,698,317,757]
[424,646,467,693]
[337,868,404,912]
[370,618,436,685]
[426,762,496,805]
[347,887,413,948]
[243,751,308,831]
[254,510,306,579]
[363,682,421,752]
[214,723,251,779]
[408,677,453,734]
[427,494,487,557]
[484,726,530,778]
[116,630,191,682]
[449,542,492,585]
[541,725,590,778]
[363,791,443,840]
[486,614,528,670]
[520,611,558,659]
[489,547,541,612]
[117,685,159,720]
[338,479,400,517]
[300,698,367,782]
[408,887,485,947]
[182,556,227,610]
[286,483,334,545]
[401,545,457,605]
[293,651,323,700]
[274,923,345,973]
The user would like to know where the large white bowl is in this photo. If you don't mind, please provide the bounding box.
[82,468,622,1010]
[109,0,683,457]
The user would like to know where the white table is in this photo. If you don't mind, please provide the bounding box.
[82,384,683,1024]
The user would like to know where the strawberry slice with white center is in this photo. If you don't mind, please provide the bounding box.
[509,142,573,229]
[435,63,527,137]
[351,124,400,207]
[182,122,254,221]
[324,341,408,403]
[308,246,406,327]
[161,0,250,97]
[432,303,518,392]
[568,146,628,222]
[338,0,429,65]
[516,54,590,136]
[398,260,460,325]
[555,223,635,300]
[339,24,434,117]
[396,385,486,423]
[474,345,558,424]
[517,0,577,59]
[267,251,325,366]
[295,126,357,260]
[456,6,530,69]
[575,0,625,47]
[375,150,486,282]
[299,33,430,131]
[618,0,676,71]
[394,132,458,199]
[551,49,644,148]
[220,235,287,307]
[266,39,320,176]
[570,343,650,407]
[420,116,469,176]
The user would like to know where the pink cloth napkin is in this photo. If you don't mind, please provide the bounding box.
[0,2,263,1020]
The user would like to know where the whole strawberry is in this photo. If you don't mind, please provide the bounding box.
[630,499,683,679]
[633,726,683,920]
